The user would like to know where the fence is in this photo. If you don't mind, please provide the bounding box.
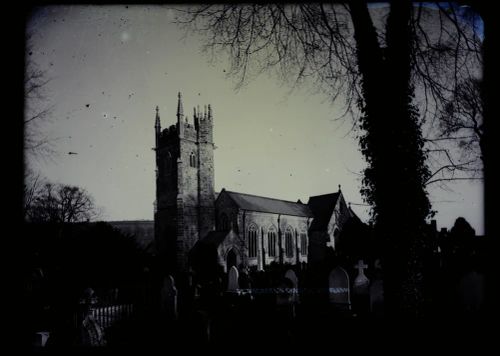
[74,302,135,330]
[91,304,134,329]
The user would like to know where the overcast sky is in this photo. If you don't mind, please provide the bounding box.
[25,5,484,234]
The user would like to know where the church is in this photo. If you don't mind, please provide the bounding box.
[154,93,358,276]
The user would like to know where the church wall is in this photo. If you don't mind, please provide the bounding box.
[197,117,215,239]
[179,138,199,205]
[215,192,239,232]
[236,210,310,270]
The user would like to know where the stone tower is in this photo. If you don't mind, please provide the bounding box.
[154,92,215,274]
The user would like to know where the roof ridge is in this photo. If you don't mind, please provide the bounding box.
[225,190,304,205]
[308,192,340,199]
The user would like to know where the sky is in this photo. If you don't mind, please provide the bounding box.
[25,5,484,234]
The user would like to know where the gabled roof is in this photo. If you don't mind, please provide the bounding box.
[222,190,313,217]
[307,192,341,231]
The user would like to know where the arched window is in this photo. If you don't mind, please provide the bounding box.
[267,226,277,257]
[220,213,229,231]
[247,225,258,258]
[300,232,307,256]
[285,227,294,258]
[189,152,197,167]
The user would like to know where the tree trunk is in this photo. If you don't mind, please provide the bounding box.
[350,0,431,318]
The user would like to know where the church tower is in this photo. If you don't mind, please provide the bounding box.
[154,92,215,274]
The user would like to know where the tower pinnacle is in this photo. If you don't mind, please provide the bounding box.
[155,105,161,127]
[177,92,184,120]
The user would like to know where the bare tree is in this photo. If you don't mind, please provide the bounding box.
[24,33,56,162]
[23,167,45,220]
[409,3,484,187]
[26,183,101,224]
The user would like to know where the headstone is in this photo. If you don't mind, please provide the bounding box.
[353,260,370,295]
[369,278,384,317]
[34,332,50,347]
[284,269,299,303]
[227,266,239,293]
[328,267,351,309]
[160,275,178,320]
[352,260,370,315]
[239,270,251,290]
[458,270,484,315]
[276,276,296,320]
[369,259,384,317]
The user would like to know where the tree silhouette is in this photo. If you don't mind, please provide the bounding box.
[173,1,484,317]
[24,32,56,162]
[26,182,101,223]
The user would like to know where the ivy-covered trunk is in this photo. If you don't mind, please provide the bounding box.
[350,0,432,318]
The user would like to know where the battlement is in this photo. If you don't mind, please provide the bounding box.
[155,93,213,148]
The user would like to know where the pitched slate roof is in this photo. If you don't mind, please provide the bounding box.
[307,192,340,231]
[224,190,313,217]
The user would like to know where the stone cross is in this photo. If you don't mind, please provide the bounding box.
[353,259,370,294]
[354,260,368,276]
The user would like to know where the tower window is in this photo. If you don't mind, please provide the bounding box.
[285,227,294,258]
[267,227,277,257]
[189,152,197,167]
[247,225,258,258]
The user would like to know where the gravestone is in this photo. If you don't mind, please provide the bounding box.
[352,260,370,315]
[353,260,370,294]
[328,267,351,310]
[227,266,239,293]
[369,259,384,317]
[276,276,296,320]
[34,332,50,347]
[369,279,384,317]
[458,270,484,315]
[284,269,299,303]
[160,275,178,321]
[239,270,251,290]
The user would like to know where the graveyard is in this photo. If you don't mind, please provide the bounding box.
[23,217,492,351]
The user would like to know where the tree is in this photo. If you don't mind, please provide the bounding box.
[25,33,56,162]
[440,77,483,161]
[23,167,45,220]
[26,182,101,223]
[412,3,484,187]
[422,77,483,186]
[174,2,483,317]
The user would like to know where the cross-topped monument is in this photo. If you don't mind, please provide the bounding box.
[354,260,368,275]
[353,259,370,291]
